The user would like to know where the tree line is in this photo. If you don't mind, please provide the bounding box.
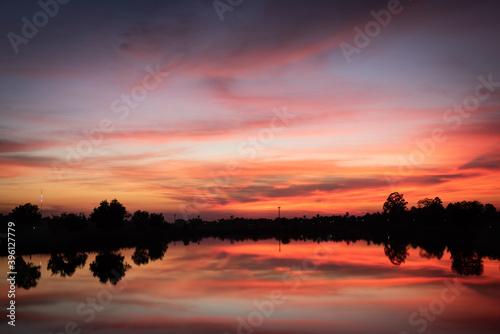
[1,192,499,233]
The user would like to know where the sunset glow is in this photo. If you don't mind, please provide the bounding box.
[1,0,499,218]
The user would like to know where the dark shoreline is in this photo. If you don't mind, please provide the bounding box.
[6,219,500,260]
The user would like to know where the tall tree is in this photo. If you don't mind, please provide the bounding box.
[90,199,128,230]
[383,192,408,216]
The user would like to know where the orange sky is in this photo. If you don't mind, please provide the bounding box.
[1,1,499,219]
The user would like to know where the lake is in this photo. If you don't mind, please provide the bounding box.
[1,238,499,334]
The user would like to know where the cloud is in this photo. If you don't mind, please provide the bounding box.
[459,152,500,171]
[115,0,396,75]
[0,139,59,153]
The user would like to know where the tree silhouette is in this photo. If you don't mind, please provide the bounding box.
[47,252,88,277]
[483,204,497,222]
[383,192,408,217]
[131,210,167,228]
[14,256,41,289]
[90,199,128,230]
[149,213,166,228]
[49,213,87,233]
[89,251,131,285]
[131,210,149,227]
[446,201,485,225]
[416,197,445,225]
[417,197,440,208]
[10,203,41,231]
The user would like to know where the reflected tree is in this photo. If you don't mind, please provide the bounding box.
[89,251,131,285]
[384,242,409,266]
[418,242,446,260]
[15,256,41,289]
[450,249,484,276]
[419,249,444,260]
[280,237,291,245]
[148,242,168,261]
[132,247,150,266]
[47,252,88,277]
[132,242,168,266]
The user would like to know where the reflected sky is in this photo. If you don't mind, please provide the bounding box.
[1,239,499,334]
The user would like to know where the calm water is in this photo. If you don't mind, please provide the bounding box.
[1,238,500,334]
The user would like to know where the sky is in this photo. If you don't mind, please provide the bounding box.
[0,0,499,219]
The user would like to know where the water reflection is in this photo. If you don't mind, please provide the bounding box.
[450,249,484,276]
[132,241,168,266]
[383,241,409,265]
[47,252,88,277]
[7,237,500,289]
[89,251,131,285]
[14,256,41,289]
[2,239,500,334]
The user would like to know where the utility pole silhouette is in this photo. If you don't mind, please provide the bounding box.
[278,206,281,218]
